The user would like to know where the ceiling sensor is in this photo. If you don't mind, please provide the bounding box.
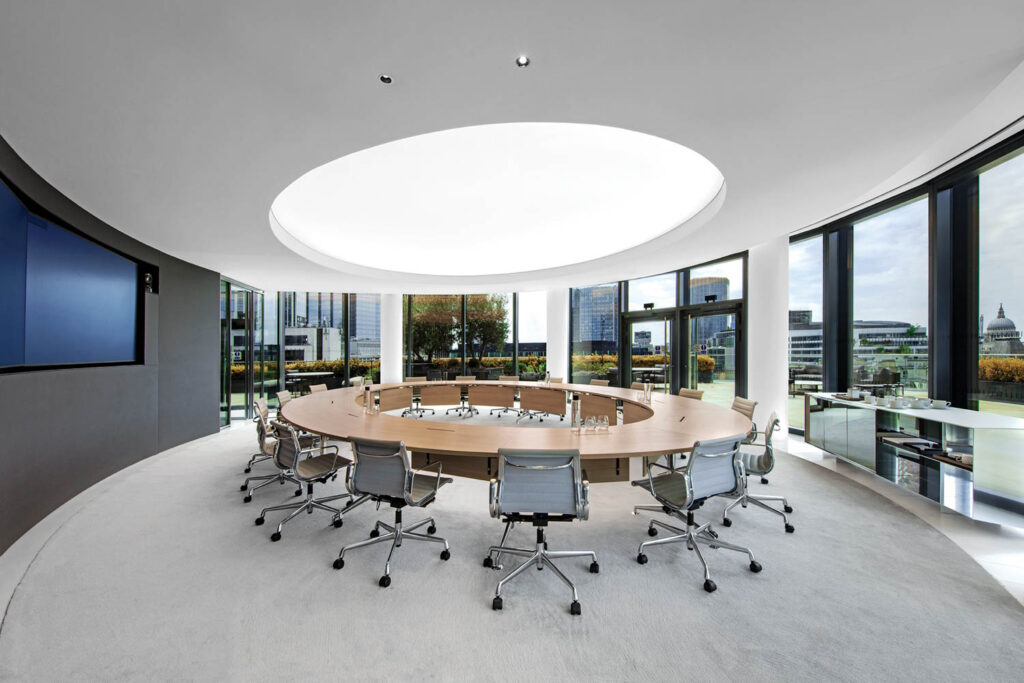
[379,74,393,84]
[515,55,530,68]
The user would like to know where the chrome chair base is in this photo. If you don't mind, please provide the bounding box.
[401,407,436,419]
[256,484,366,541]
[515,410,563,423]
[487,527,597,615]
[244,451,272,473]
[241,471,302,503]
[634,507,761,593]
[490,407,518,418]
[333,508,450,586]
[722,489,794,533]
[446,403,479,418]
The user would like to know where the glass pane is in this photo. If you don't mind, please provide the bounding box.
[219,281,230,427]
[349,293,381,384]
[852,197,929,398]
[517,291,547,379]
[282,291,346,394]
[689,257,743,304]
[408,295,463,378]
[629,319,671,393]
[263,291,280,407]
[788,236,823,429]
[229,285,249,419]
[570,283,619,386]
[627,273,676,311]
[688,312,736,407]
[976,149,1024,503]
[466,294,513,379]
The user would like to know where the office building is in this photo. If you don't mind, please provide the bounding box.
[2,3,1024,680]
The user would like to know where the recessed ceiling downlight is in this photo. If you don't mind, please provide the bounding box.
[270,122,724,277]
[516,55,530,67]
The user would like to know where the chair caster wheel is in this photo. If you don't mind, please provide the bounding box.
[784,505,793,513]
[270,532,281,542]
[333,558,344,570]
[721,517,732,527]
[255,517,265,526]
[589,562,600,574]
[243,495,252,503]
[706,528,719,538]
[244,467,251,474]
[703,579,717,593]
[239,484,247,491]
[570,600,582,616]
[333,518,344,528]
[483,556,493,568]
[492,596,503,611]
[378,575,391,588]
[294,489,302,497]
[636,553,648,565]
[760,477,769,485]
[440,549,451,561]
[369,529,380,538]
[785,524,795,533]
[647,527,657,537]
[750,561,763,573]
[427,525,437,535]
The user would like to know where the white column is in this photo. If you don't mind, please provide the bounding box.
[746,235,790,433]
[546,289,569,380]
[380,293,403,384]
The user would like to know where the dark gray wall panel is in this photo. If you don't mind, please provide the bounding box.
[0,136,219,553]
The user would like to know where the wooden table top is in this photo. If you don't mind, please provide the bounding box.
[279,381,752,460]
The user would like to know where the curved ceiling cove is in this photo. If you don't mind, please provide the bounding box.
[270,123,724,278]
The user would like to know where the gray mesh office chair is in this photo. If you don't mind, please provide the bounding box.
[332,437,452,587]
[241,410,307,502]
[722,411,794,533]
[731,396,758,442]
[633,434,762,593]
[484,449,598,615]
[446,376,479,417]
[401,377,435,418]
[244,399,274,473]
[254,422,364,540]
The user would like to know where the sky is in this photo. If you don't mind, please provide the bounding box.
[979,149,1024,328]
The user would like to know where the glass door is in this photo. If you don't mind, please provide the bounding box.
[229,284,253,420]
[685,310,738,408]
[627,317,673,393]
[219,281,231,427]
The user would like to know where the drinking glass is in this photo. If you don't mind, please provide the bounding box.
[597,415,609,431]
[585,416,597,432]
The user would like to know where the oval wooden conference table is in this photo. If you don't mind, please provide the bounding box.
[280,381,752,483]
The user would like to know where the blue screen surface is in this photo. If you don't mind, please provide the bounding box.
[24,216,138,365]
[0,180,27,367]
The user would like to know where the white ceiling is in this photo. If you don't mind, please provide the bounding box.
[1,1,1023,293]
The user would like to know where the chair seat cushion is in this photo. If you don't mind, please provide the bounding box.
[296,454,352,479]
[631,472,688,508]
[411,473,453,501]
[738,448,772,476]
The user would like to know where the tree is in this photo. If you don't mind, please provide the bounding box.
[409,295,461,364]
[465,294,510,364]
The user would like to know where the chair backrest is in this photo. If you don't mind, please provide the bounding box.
[349,437,411,499]
[276,390,292,406]
[349,376,365,388]
[255,408,274,451]
[494,449,584,518]
[731,396,757,421]
[499,375,519,382]
[309,383,328,393]
[253,398,269,423]
[271,421,301,470]
[678,387,704,400]
[590,379,610,386]
[631,381,644,390]
[455,375,475,382]
[549,377,564,384]
[686,434,744,502]
[405,376,426,383]
[761,410,781,471]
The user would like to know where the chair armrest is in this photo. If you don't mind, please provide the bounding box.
[489,478,499,518]
[580,472,590,520]
[408,460,444,504]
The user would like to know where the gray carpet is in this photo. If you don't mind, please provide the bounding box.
[1,425,1023,682]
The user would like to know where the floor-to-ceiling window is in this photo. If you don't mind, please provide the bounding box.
[406,294,463,378]
[467,293,513,378]
[280,291,346,393]
[684,256,745,406]
[570,283,620,385]
[788,236,823,430]
[349,293,381,383]
[851,197,929,398]
[517,291,547,379]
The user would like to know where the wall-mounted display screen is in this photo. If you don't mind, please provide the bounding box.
[0,177,138,369]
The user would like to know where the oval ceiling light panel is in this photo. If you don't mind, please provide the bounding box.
[270,122,723,278]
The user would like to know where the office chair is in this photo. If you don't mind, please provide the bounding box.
[446,376,479,417]
[332,437,452,586]
[590,379,610,386]
[549,377,564,384]
[309,383,328,393]
[722,411,794,533]
[244,398,275,473]
[499,375,519,381]
[241,414,306,502]
[678,387,704,400]
[633,434,762,593]
[276,390,292,408]
[731,396,758,442]
[401,376,434,418]
[255,422,364,541]
[630,381,644,390]
[484,449,598,615]
[349,376,365,388]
